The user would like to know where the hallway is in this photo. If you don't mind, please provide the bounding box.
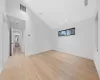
[13,47,24,55]
[0,51,99,80]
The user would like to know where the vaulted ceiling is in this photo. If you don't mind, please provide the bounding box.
[15,0,97,28]
[22,0,97,28]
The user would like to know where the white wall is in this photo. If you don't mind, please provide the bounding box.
[94,0,100,78]
[22,8,53,55]
[53,17,95,60]
[2,20,9,66]
[6,0,53,55]
[0,0,9,72]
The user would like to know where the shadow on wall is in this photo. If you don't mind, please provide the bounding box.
[53,17,95,59]
[26,8,54,52]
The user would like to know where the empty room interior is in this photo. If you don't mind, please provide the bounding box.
[0,0,100,80]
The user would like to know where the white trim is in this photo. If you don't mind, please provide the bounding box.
[94,52,100,79]
[94,59,100,79]
[25,50,52,56]
[0,67,2,73]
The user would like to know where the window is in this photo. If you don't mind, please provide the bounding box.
[58,28,75,37]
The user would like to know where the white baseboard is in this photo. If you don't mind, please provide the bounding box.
[94,61,100,78]
[94,52,100,79]
[94,61,100,79]
[25,49,52,56]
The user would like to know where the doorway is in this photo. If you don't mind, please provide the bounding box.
[10,29,24,56]
[8,16,26,56]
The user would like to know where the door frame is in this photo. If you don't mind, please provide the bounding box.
[9,27,13,56]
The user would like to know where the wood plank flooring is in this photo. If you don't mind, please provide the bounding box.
[0,50,99,80]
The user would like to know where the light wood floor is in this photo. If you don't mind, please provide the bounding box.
[13,47,24,55]
[0,50,99,80]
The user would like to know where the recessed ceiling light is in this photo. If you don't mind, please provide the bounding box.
[59,19,68,25]
[16,21,19,24]
[59,21,65,25]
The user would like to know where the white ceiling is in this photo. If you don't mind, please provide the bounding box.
[22,0,96,28]
[7,15,26,30]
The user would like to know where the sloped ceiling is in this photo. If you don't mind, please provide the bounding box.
[23,0,96,28]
